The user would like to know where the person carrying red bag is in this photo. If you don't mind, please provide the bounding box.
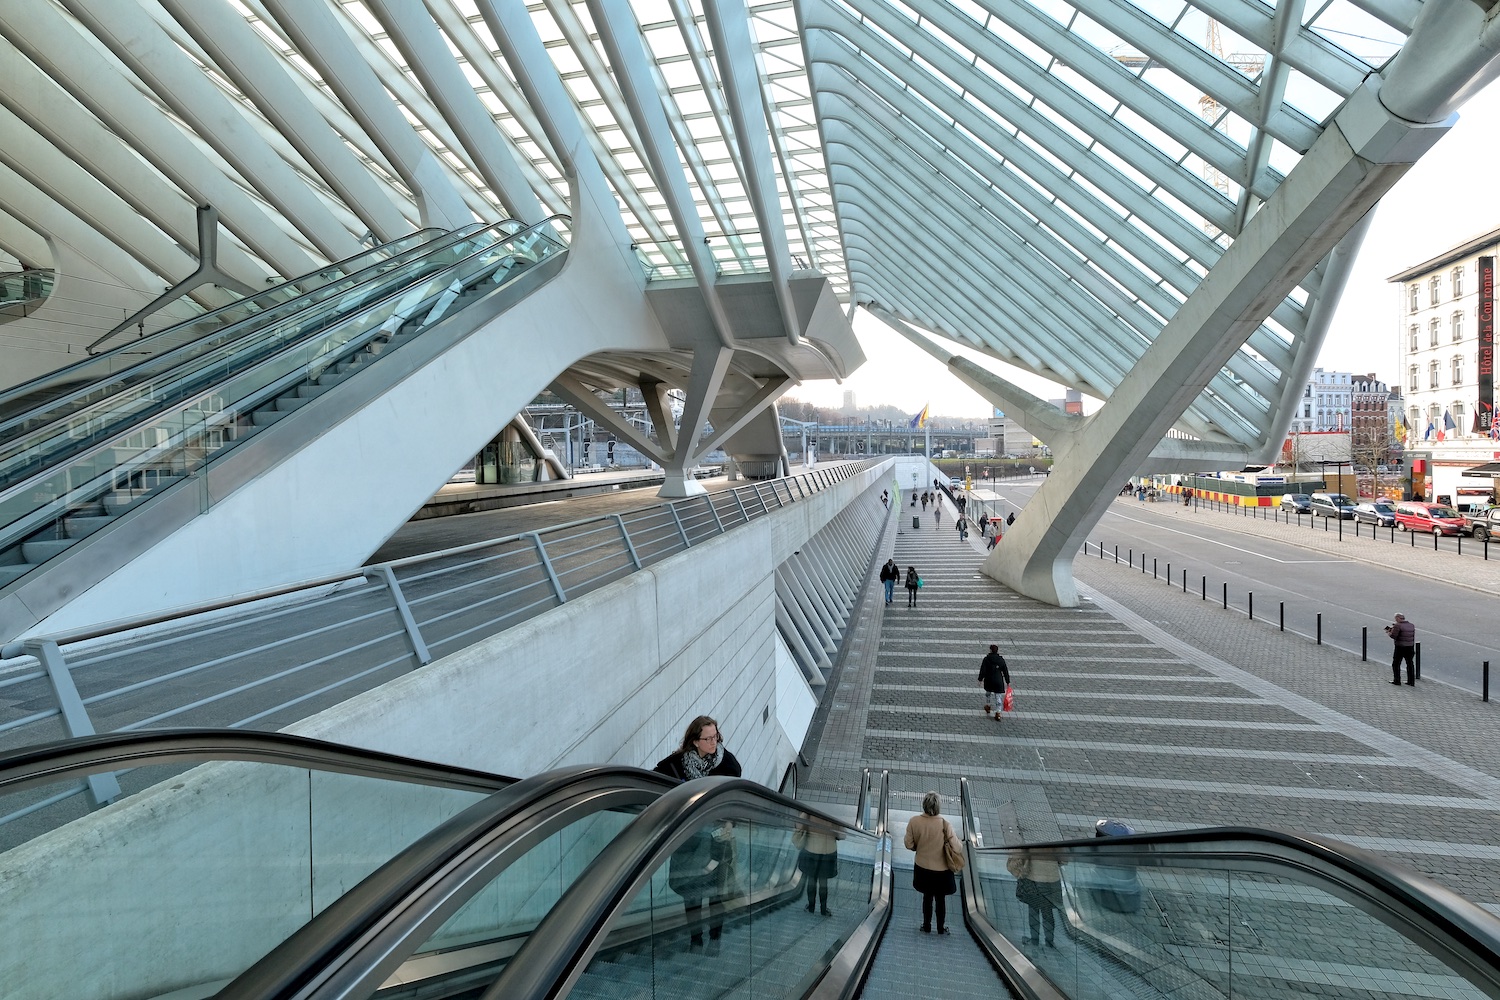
[978,644,1011,722]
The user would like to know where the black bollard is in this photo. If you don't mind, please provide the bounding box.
[1416,642,1422,680]
[1248,592,1254,621]
[1201,576,1206,601]
[1279,602,1284,631]
[1182,569,1187,593]
[1362,627,1367,661]
[1222,582,1227,610]
[1485,661,1490,702]
[1317,613,1323,645]
[1152,557,1157,579]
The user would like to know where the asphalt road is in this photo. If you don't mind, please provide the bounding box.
[976,479,1500,696]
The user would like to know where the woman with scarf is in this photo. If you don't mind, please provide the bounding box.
[654,716,743,951]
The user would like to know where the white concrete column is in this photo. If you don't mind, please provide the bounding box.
[987,78,1451,607]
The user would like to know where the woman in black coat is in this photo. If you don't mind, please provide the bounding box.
[653,716,742,952]
[905,566,920,608]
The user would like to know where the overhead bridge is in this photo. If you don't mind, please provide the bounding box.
[6,730,1500,1000]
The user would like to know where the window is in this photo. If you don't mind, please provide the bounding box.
[1303,403,1311,418]
[1409,326,1419,351]
[1409,284,1419,313]
[1453,313,1464,342]
[1409,366,1418,391]
[1409,406,1420,431]
[1452,355,1464,384]
[1429,360,1440,388]
[1304,385,1312,397]
[1453,266,1464,298]
[1430,277,1441,305]
[1454,403,1466,435]
[1430,319,1440,346]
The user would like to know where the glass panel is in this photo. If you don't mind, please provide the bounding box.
[566,814,876,999]
[0,758,489,1000]
[0,223,567,556]
[366,805,643,996]
[976,849,1492,1000]
[0,227,503,490]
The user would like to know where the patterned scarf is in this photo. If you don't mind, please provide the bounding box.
[682,745,723,779]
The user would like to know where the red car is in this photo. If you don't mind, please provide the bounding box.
[1393,502,1466,536]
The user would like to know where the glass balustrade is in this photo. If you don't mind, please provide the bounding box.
[0,226,508,487]
[0,754,494,1000]
[0,221,568,564]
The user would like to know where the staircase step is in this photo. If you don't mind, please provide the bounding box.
[295,383,332,399]
[0,565,34,587]
[251,409,290,427]
[21,538,76,563]
[62,514,114,539]
[101,491,148,514]
[274,394,310,413]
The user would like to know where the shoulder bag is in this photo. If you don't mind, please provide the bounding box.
[942,820,966,872]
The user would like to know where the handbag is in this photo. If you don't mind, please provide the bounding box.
[942,820,966,873]
[1002,686,1014,713]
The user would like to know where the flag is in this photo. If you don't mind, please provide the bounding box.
[908,404,929,430]
[1394,413,1408,446]
[1424,421,1435,441]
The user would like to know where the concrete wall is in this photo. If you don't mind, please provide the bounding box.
[0,461,889,1000]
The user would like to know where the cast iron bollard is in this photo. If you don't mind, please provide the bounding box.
[1485,661,1490,702]
[1182,569,1187,593]
[1416,642,1422,680]
[1222,582,1227,610]
[1279,602,1284,632]
[1201,576,1206,601]
[1362,626,1367,661]
[1248,592,1253,621]
[1316,613,1323,645]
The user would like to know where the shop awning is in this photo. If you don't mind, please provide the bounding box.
[1460,463,1500,478]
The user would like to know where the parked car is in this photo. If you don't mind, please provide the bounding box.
[1464,507,1500,541]
[1394,501,1466,536]
[1352,500,1396,527]
[1279,493,1311,513]
[1309,492,1356,519]
[949,477,963,489]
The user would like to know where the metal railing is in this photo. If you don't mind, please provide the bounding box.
[0,459,886,816]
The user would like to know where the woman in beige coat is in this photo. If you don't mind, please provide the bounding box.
[903,791,962,934]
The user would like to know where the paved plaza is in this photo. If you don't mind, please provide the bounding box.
[799,491,1500,915]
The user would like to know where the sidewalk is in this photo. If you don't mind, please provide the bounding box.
[797,495,1500,911]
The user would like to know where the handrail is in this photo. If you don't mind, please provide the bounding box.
[0,728,515,797]
[806,769,890,1000]
[2,457,879,659]
[483,776,878,999]
[220,764,677,1000]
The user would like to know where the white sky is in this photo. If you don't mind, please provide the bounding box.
[793,78,1500,421]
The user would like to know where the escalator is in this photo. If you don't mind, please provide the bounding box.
[0,216,569,612]
[6,732,1500,999]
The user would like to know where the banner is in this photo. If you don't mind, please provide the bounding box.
[1481,256,1495,435]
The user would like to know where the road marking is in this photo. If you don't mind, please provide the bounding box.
[1100,510,1346,564]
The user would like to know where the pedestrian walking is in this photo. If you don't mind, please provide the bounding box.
[904,791,962,935]
[978,512,990,534]
[978,644,1011,720]
[1386,613,1417,685]
[905,566,920,607]
[955,515,968,541]
[879,558,899,605]
[933,503,942,527]
[921,494,929,512]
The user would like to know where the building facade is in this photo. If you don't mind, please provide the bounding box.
[1389,228,1500,508]
[1292,368,1354,434]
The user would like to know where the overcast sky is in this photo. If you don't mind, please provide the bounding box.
[793,78,1500,421]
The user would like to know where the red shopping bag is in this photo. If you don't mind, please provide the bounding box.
[1001,686,1014,713]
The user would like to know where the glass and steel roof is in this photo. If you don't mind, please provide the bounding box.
[0,2,1444,444]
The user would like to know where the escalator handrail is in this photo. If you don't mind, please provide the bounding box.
[0,223,509,460]
[956,776,1070,1000]
[0,215,572,541]
[220,764,678,1000]
[979,823,1500,996]
[0,727,515,797]
[484,775,882,1000]
[0,227,451,414]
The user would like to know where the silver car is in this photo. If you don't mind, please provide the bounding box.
[1353,500,1396,527]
